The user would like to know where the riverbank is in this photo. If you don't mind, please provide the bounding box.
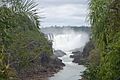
[16,54,65,80]
[70,40,95,80]
[70,40,94,65]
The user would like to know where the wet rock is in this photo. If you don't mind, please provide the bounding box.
[70,51,82,58]
[50,55,58,60]
[82,40,95,58]
[50,55,65,67]
[70,51,84,64]
[54,50,66,57]
[71,40,94,65]
[72,51,82,54]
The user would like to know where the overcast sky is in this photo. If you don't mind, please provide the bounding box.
[36,0,89,27]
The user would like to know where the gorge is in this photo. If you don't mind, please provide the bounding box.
[41,27,90,80]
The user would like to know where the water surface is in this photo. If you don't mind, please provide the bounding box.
[49,52,86,80]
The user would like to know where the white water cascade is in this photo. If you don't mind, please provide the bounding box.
[53,32,89,52]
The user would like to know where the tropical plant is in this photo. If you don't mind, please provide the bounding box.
[86,0,120,80]
[0,0,42,79]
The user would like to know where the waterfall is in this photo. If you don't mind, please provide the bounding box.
[46,33,54,40]
[52,32,89,52]
[45,28,90,52]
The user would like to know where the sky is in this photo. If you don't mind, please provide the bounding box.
[36,0,89,27]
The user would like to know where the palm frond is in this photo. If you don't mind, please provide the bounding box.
[1,0,40,30]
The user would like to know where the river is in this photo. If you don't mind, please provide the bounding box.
[49,52,86,80]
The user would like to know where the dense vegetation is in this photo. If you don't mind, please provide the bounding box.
[84,0,120,80]
[0,0,53,80]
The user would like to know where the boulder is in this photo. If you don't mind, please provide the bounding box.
[72,51,82,54]
[50,55,65,67]
[70,40,95,65]
[54,50,66,57]
[70,51,82,58]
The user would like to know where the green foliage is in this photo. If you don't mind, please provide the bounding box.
[8,28,53,68]
[83,48,100,80]
[0,5,17,80]
[84,65,99,80]
[0,0,53,79]
[86,0,120,80]
[88,49,100,66]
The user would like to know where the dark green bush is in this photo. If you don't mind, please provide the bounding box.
[86,0,120,80]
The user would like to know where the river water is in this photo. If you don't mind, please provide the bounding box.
[49,52,86,80]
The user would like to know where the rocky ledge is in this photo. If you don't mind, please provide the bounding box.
[70,40,95,65]
[54,50,66,57]
[70,51,87,65]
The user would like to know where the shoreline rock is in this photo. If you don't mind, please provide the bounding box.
[70,40,94,65]
[54,50,66,57]
[70,51,87,65]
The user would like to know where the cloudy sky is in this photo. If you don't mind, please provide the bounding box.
[36,0,89,27]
